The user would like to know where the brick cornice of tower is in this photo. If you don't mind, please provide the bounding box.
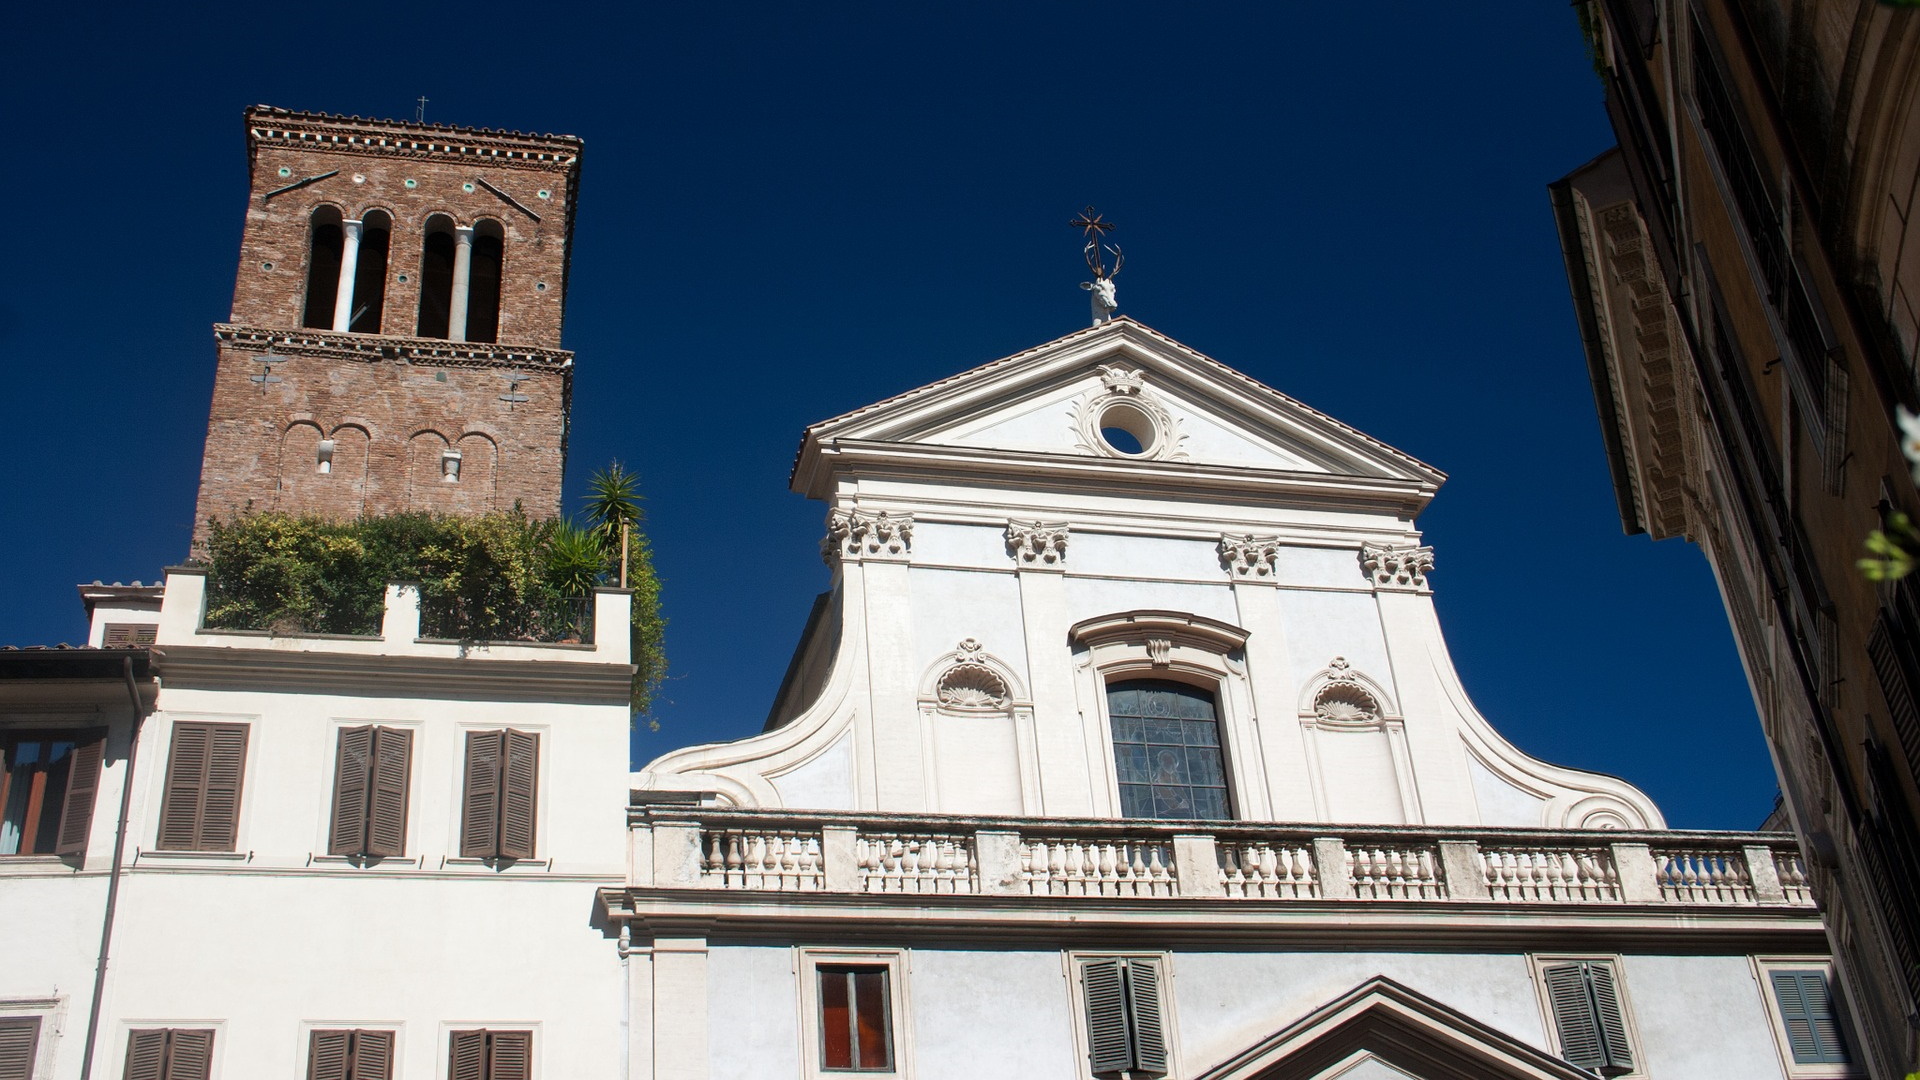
[215,323,573,373]
[244,105,583,174]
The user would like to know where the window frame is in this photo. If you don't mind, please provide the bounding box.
[151,719,253,854]
[454,726,543,865]
[1527,954,1645,1080]
[442,1026,534,1080]
[322,722,418,862]
[304,1026,400,1080]
[1751,957,1860,1078]
[1064,951,1178,1080]
[0,726,106,858]
[1103,678,1232,823]
[0,1010,44,1080]
[795,949,912,1080]
[117,1022,223,1080]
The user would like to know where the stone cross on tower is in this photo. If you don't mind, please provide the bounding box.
[1072,206,1124,326]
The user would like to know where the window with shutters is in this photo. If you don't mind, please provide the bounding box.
[308,1028,395,1080]
[1530,956,1640,1078]
[460,729,538,861]
[798,951,911,1078]
[0,1016,40,1080]
[328,726,413,859]
[1754,960,1858,1077]
[447,1029,532,1080]
[155,722,249,852]
[1072,954,1171,1079]
[121,1028,215,1080]
[1,728,106,857]
[101,623,157,648]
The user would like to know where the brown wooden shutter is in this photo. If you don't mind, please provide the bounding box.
[328,726,374,857]
[0,1017,40,1080]
[350,1030,395,1080]
[461,731,504,858]
[365,728,412,858]
[55,730,107,856]
[308,1030,351,1080]
[196,725,248,851]
[103,624,156,648]
[449,1031,488,1080]
[157,724,211,850]
[162,1029,214,1080]
[488,1031,532,1080]
[499,730,538,860]
[122,1030,169,1080]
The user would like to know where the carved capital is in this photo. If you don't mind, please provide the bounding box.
[1360,542,1434,591]
[822,508,914,564]
[1005,521,1069,569]
[1218,533,1280,581]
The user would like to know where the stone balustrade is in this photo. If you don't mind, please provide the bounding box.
[632,807,1817,910]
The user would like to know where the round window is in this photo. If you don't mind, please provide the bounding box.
[1098,401,1156,457]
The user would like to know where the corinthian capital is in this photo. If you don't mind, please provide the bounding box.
[1360,542,1435,591]
[822,508,913,564]
[1006,521,1069,569]
[1218,533,1281,580]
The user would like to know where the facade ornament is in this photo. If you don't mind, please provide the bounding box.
[933,639,1013,710]
[1146,637,1172,668]
[1072,206,1123,326]
[1006,521,1070,568]
[1360,542,1435,591]
[1098,364,1145,395]
[1298,657,1398,727]
[822,508,914,564]
[1218,534,1281,579]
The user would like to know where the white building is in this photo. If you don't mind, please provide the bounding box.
[0,305,1846,1076]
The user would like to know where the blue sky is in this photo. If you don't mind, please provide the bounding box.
[0,4,1772,828]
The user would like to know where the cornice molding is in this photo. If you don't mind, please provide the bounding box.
[155,644,633,706]
[247,106,581,172]
[215,324,572,372]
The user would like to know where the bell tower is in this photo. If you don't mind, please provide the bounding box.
[190,105,585,550]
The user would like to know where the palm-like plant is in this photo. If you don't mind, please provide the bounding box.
[584,462,646,585]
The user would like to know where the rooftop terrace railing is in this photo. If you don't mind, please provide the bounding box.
[630,807,1817,911]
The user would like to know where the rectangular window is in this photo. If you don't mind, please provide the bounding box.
[1,729,105,856]
[1769,971,1849,1065]
[156,722,249,852]
[1079,956,1168,1078]
[818,965,893,1072]
[328,726,413,858]
[1539,960,1636,1077]
[447,1029,531,1080]
[122,1028,214,1080]
[1107,680,1229,820]
[460,730,538,860]
[308,1029,394,1080]
[0,1017,40,1080]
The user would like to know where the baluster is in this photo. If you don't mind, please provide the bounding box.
[725,833,746,888]
[1347,849,1366,898]
[704,832,724,882]
[1418,849,1439,899]
[1146,844,1169,894]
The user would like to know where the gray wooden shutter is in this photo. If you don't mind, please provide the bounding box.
[163,1030,214,1080]
[499,730,538,860]
[1544,963,1604,1071]
[123,1030,169,1080]
[1125,959,1169,1075]
[328,726,374,857]
[1586,963,1634,1074]
[449,1031,488,1080]
[157,724,210,850]
[489,1031,532,1080]
[55,731,106,855]
[0,1018,40,1080]
[103,624,156,647]
[461,731,503,858]
[351,1030,395,1080]
[308,1030,351,1080]
[366,728,412,858]
[196,726,248,851]
[1770,970,1848,1064]
[1083,958,1134,1074]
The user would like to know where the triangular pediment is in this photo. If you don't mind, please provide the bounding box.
[792,318,1443,498]
[1197,977,1595,1080]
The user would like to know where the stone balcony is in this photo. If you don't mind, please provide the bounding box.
[611,806,1825,947]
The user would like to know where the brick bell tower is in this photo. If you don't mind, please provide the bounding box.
[190,105,584,551]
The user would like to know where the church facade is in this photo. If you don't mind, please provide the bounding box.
[0,107,1850,1080]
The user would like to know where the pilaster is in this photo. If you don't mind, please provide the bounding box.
[1008,521,1090,815]
[1363,544,1478,823]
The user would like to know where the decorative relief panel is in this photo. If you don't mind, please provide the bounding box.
[1006,521,1070,569]
[919,638,1026,715]
[822,508,913,564]
[1219,534,1281,580]
[1359,542,1435,591]
[1298,657,1399,728]
[1070,364,1189,461]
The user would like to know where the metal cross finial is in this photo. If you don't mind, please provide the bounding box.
[416,96,429,123]
[1072,207,1124,325]
[1070,206,1115,243]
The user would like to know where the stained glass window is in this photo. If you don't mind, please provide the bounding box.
[1107,679,1230,820]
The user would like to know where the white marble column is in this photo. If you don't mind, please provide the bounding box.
[448,225,475,342]
[331,218,364,332]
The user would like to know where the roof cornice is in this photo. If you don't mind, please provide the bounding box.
[156,644,632,706]
[245,105,581,171]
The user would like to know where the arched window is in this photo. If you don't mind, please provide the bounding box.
[302,206,345,329]
[416,214,457,339]
[348,210,391,333]
[467,219,505,343]
[1106,679,1230,820]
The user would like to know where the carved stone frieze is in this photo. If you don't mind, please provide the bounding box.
[1219,533,1281,580]
[822,508,913,564]
[1006,521,1069,569]
[1360,542,1434,591]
